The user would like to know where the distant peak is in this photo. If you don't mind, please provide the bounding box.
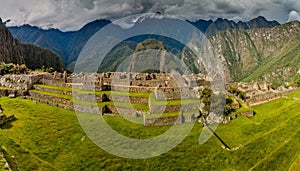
[215,18,225,22]
[80,19,111,30]
[85,19,111,26]
[256,16,267,20]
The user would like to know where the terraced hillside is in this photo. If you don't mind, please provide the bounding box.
[28,84,201,125]
[29,84,149,114]
[0,89,300,170]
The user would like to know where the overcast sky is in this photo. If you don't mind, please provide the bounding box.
[0,0,300,31]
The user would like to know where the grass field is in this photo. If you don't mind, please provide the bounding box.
[0,90,300,170]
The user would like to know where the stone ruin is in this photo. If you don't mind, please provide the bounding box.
[70,71,218,126]
[228,81,299,106]
[3,71,289,126]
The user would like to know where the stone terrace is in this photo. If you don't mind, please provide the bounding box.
[0,71,213,126]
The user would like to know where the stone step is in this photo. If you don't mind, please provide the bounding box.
[27,96,73,110]
[33,85,72,96]
[29,90,72,105]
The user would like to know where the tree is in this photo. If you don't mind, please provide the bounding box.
[224,96,234,116]
[200,87,212,112]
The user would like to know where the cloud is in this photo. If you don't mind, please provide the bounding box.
[288,10,300,22]
[0,0,300,31]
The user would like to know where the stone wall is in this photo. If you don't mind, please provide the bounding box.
[144,115,183,126]
[73,93,149,104]
[149,103,199,114]
[0,89,28,97]
[107,94,148,104]
[144,114,196,126]
[74,93,102,103]
[40,79,71,88]
[73,104,101,114]
[111,85,155,92]
[0,74,45,90]
[246,92,281,106]
[106,105,144,117]
[154,87,198,100]
[27,96,73,110]
[33,86,72,96]
[29,91,71,105]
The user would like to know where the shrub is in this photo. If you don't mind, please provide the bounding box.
[0,62,29,75]
[200,87,212,112]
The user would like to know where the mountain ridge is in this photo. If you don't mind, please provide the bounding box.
[0,18,65,72]
[8,16,280,70]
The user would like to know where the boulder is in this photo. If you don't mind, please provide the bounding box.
[8,94,16,98]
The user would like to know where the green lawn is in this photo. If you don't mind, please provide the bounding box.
[0,90,300,170]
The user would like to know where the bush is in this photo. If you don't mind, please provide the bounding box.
[200,87,212,112]
[0,62,29,75]
[292,74,300,87]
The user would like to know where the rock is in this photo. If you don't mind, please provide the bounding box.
[8,94,16,98]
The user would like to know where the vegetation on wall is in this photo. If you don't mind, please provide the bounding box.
[227,85,246,100]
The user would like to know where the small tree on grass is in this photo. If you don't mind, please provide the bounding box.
[200,87,212,112]
[224,96,234,116]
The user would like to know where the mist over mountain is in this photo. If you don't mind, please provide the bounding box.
[0,18,65,72]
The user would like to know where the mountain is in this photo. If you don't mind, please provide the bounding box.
[98,21,300,88]
[7,15,298,87]
[9,19,111,70]
[188,19,213,33]
[9,16,279,70]
[210,21,300,87]
[202,16,280,36]
[0,18,65,71]
[65,19,111,69]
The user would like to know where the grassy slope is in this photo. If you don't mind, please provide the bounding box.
[0,91,299,170]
